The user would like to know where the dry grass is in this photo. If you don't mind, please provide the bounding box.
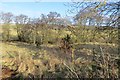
[0,41,118,79]
[1,42,62,78]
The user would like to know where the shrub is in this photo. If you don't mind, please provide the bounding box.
[2,24,11,41]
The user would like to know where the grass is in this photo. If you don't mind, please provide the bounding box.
[1,41,62,78]
[1,40,118,78]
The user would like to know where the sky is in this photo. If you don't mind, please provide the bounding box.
[0,2,75,18]
[0,0,118,18]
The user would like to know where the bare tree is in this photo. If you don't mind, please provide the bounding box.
[1,12,13,24]
[1,12,13,41]
[69,1,120,27]
[14,14,29,41]
[47,12,61,25]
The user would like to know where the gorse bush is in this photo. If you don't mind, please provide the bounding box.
[2,24,11,41]
[1,22,118,45]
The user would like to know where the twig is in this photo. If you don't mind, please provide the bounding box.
[63,62,79,78]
